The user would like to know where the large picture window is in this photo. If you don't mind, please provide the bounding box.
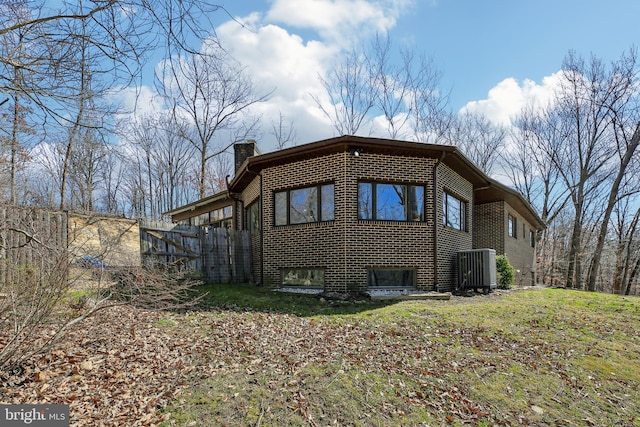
[358,182,424,221]
[443,191,467,231]
[274,183,334,226]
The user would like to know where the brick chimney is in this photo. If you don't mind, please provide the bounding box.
[234,140,260,173]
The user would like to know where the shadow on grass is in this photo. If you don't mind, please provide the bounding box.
[187,282,398,316]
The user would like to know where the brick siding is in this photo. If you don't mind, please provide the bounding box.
[436,163,473,291]
[233,148,539,291]
[473,202,505,253]
[474,200,536,286]
[503,203,536,286]
[239,177,261,284]
[238,150,487,292]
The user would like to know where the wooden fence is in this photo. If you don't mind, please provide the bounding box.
[139,220,252,284]
[0,209,251,286]
[0,206,68,285]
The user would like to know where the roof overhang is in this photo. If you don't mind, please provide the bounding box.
[197,135,544,231]
[229,135,469,190]
[475,179,545,231]
[163,190,231,219]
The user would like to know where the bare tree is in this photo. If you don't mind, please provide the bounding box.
[0,0,226,124]
[158,44,269,198]
[0,206,203,370]
[96,144,127,215]
[369,34,414,139]
[313,33,448,140]
[586,120,640,291]
[154,118,200,213]
[67,127,109,212]
[547,51,624,289]
[406,56,451,144]
[0,4,38,205]
[270,112,297,150]
[444,111,506,175]
[1,0,230,210]
[611,198,640,294]
[506,104,571,226]
[312,47,376,135]
[121,114,198,217]
[504,104,572,285]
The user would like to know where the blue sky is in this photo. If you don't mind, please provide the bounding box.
[130,0,640,151]
[398,0,640,109]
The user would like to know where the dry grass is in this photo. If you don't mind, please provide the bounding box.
[3,286,639,426]
[162,287,640,426]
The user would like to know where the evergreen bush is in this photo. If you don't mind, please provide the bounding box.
[496,255,515,289]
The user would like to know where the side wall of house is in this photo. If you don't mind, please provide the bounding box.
[346,152,436,291]
[503,203,536,286]
[239,176,262,284]
[258,151,477,292]
[261,153,345,289]
[473,201,505,254]
[436,163,474,292]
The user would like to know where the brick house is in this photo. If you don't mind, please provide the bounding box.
[166,135,544,292]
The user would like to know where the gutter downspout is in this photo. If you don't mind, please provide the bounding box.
[433,151,447,292]
[258,168,264,287]
[344,149,348,293]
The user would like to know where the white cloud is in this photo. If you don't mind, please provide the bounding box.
[112,0,417,151]
[460,72,562,126]
[211,0,418,150]
[114,85,166,120]
[266,0,414,45]
[218,22,334,101]
[216,19,339,148]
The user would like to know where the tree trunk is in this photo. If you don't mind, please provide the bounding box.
[625,257,640,295]
[10,90,19,205]
[586,123,640,292]
[566,203,583,289]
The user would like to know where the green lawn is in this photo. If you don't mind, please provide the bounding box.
[161,285,640,426]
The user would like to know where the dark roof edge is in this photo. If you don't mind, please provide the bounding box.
[229,135,459,190]
[484,178,546,230]
[227,134,545,230]
[163,190,230,216]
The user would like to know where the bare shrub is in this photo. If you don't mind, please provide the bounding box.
[0,207,202,371]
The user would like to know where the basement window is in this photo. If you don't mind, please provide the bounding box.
[368,269,416,288]
[281,268,324,287]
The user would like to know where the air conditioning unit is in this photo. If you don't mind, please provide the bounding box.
[457,249,497,293]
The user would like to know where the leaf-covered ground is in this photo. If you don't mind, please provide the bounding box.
[1,287,639,426]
